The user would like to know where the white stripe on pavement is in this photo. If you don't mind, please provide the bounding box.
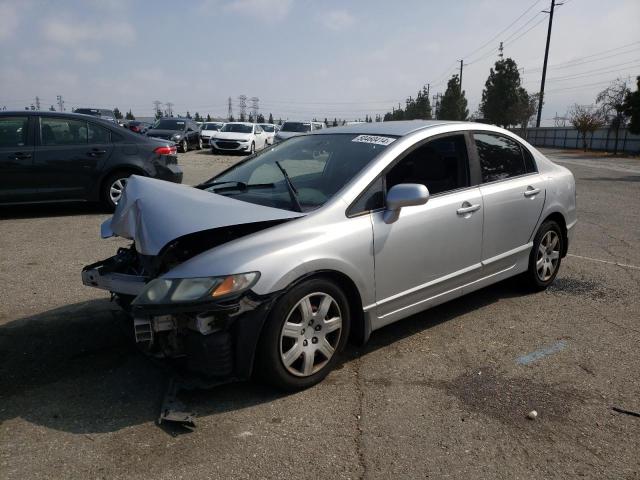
[567,253,640,271]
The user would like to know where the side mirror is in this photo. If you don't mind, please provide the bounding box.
[383,183,429,224]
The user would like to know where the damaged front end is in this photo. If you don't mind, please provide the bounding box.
[82,176,302,382]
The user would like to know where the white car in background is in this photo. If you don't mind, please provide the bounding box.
[258,123,278,145]
[274,121,325,143]
[211,122,268,154]
[200,121,225,146]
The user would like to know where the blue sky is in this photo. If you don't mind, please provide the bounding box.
[1,0,638,125]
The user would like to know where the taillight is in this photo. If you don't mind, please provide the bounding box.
[131,126,140,132]
[154,145,177,155]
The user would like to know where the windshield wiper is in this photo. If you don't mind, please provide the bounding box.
[198,180,275,192]
[275,161,302,212]
[198,180,247,189]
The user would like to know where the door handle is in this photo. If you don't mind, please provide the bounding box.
[12,152,32,160]
[457,202,481,215]
[87,149,106,157]
[524,186,541,197]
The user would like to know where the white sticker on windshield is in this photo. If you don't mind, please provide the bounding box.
[352,135,396,146]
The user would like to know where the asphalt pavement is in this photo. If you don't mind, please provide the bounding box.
[1,148,639,479]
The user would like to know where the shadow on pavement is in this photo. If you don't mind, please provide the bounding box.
[0,279,531,435]
[0,202,108,220]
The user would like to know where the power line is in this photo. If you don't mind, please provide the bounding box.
[524,60,640,83]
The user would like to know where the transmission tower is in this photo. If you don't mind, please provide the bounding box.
[56,95,65,112]
[250,97,259,121]
[35,96,41,110]
[498,41,504,59]
[153,100,162,117]
[227,97,233,120]
[165,102,174,117]
[238,95,247,120]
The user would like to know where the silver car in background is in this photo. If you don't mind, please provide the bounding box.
[82,120,576,390]
[273,120,325,143]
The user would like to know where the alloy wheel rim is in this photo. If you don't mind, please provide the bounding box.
[182,140,187,151]
[109,178,127,205]
[536,230,560,281]
[279,292,342,377]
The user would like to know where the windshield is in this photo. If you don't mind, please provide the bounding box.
[204,134,394,212]
[203,123,222,131]
[221,123,253,133]
[153,119,186,130]
[259,124,275,132]
[281,122,311,133]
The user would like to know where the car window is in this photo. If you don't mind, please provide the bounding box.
[386,134,470,196]
[348,177,384,216]
[0,116,29,147]
[88,123,110,143]
[40,117,88,146]
[474,132,528,183]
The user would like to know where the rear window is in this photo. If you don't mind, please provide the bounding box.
[0,116,29,147]
[281,122,311,133]
[474,132,528,183]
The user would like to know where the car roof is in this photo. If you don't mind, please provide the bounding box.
[311,120,467,137]
[0,110,122,127]
[225,122,254,126]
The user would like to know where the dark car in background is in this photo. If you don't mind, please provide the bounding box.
[74,108,118,124]
[146,118,202,152]
[0,111,183,209]
[127,121,152,134]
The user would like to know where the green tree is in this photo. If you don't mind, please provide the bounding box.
[257,113,265,123]
[186,111,192,119]
[239,112,246,122]
[438,75,468,121]
[194,112,202,122]
[49,105,56,111]
[229,114,236,122]
[155,109,163,119]
[480,58,528,127]
[333,118,338,127]
[624,76,640,134]
[125,109,135,120]
[113,107,123,119]
[277,118,282,125]
[268,113,274,124]
[516,92,539,135]
[597,78,631,154]
[206,113,212,122]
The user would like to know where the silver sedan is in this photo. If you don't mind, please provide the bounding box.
[83,120,576,390]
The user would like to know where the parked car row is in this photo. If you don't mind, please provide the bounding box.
[0,111,183,209]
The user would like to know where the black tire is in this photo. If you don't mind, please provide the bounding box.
[250,142,255,155]
[196,137,203,150]
[255,277,351,391]
[101,171,133,211]
[181,139,188,153]
[524,220,564,291]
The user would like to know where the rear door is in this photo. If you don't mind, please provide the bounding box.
[0,115,36,203]
[472,132,545,271]
[34,116,114,200]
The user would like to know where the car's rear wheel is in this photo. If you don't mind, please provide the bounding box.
[255,277,350,391]
[524,220,563,290]
[196,138,203,150]
[181,139,188,153]
[102,171,132,210]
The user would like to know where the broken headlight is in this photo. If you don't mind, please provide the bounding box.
[132,273,259,305]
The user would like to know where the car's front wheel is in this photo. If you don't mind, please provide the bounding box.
[250,141,255,155]
[256,277,350,391]
[196,137,203,150]
[524,219,564,290]
[181,139,188,153]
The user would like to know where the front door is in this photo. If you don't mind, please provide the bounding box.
[371,133,484,327]
[0,115,36,203]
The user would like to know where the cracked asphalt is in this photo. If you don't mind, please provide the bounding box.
[1,148,639,479]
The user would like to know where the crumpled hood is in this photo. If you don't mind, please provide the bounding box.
[101,176,304,255]
[276,131,303,140]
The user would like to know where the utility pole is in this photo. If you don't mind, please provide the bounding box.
[536,0,561,127]
[56,95,64,112]
[238,95,247,120]
[227,97,233,120]
[250,97,259,121]
[459,60,463,93]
